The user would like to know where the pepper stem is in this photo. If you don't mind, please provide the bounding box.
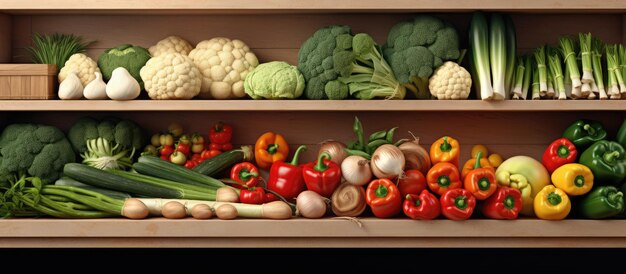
[440,136,452,152]
[314,152,331,172]
[504,195,515,210]
[547,192,562,206]
[238,169,258,182]
[455,196,468,209]
[214,122,224,132]
[473,151,483,169]
[288,145,307,166]
[437,175,451,187]
[583,124,596,136]
[267,144,278,155]
[608,192,624,206]
[603,151,621,163]
[557,145,570,158]
[574,175,585,188]
[375,184,389,198]
[478,178,491,191]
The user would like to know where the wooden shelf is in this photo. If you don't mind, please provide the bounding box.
[1,0,625,14]
[0,100,625,112]
[0,218,624,247]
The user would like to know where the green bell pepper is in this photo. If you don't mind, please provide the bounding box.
[562,120,607,149]
[579,140,626,186]
[579,186,624,219]
[615,118,626,150]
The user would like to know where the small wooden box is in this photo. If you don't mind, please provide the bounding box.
[0,64,57,99]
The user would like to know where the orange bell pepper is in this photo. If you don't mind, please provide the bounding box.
[463,152,497,200]
[254,132,289,170]
[461,153,494,180]
[430,136,460,167]
[427,162,462,196]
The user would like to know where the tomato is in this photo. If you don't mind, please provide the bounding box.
[184,160,197,169]
[221,143,233,151]
[397,169,427,197]
[488,154,504,168]
[150,134,161,147]
[208,143,221,151]
[160,134,174,146]
[170,151,187,165]
[191,134,205,145]
[160,155,169,161]
[201,149,221,160]
[191,143,205,154]
[471,145,489,159]
[159,145,174,156]
[176,142,191,155]
[179,134,192,145]
[264,193,278,203]
[191,153,202,161]
[168,123,184,138]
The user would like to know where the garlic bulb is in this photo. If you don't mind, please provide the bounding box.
[83,72,108,100]
[106,67,140,100]
[58,71,83,100]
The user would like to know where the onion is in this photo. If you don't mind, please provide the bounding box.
[216,187,239,203]
[318,140,348,165]
[216,204,238,220]
[296,190,328,219]
[161,201,187,219]
[398,133,431,175]
[341,155,372,186]
[191,204,213,219]
[331,183,366,217]
[121,198,150,219]
[371,144,405,179]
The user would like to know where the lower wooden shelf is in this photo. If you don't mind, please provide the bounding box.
[1,218,624,247]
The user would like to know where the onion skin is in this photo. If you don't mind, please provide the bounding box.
[297,191,327,219]
[371,144,405,179]
[121,198,150,219]
[398,138,431,175]
[216,204,238,220]
[331,183,366,217]
[341,155,372,186]
[161,201,187,219]
[191,204,213,219]
[319,140,348,165]
[216,187,240,203]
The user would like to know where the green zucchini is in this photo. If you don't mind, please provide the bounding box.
[192,145,253,176]
[135,156,227,188]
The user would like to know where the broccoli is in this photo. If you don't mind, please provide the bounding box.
[68,117,145,154]
[97,44,151,88]
[383,15,461,99]
[0,124,75,185]
[298,26,405,100]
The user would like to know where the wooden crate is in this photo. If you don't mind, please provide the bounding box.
[0,64,56,99]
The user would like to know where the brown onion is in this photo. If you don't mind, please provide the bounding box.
[161,201,187,219]
[216,187,239,203]
[398,133,431,175]
[331,183,366,217]
[318,140,348,165]
[121,198,150,219]
[296,191,328,219]
[371,144,405,179]
[216,204,238,220]
[341,155,372,186]
[191,204,213,219]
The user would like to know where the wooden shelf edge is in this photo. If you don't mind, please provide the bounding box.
[0,100,624,112]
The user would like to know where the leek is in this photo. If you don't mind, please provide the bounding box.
[559,37,582,97]
[548,50,566,100]
[547,68,555,98]
[591,39,607,100]
[490,14,507,100]
[579,33,594,97]
[531,62,540,100]
[522,55,532,100]
[606,45,620,99]
[563,63,572,98]
[534,46,548,95]
[470,12,493,100]
[512,56,525,97]
[607,45,626,95]
[504,15,517,99]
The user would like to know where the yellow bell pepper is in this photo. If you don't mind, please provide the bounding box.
[534,185,571,220]
[551,163,593,196]
[430,136,460,167]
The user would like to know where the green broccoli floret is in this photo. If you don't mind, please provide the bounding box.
[383,15,461,99]
[298,25,353,99]
[97,44,151,88]
[0,124,75,185]
[68,117,145,153]
[324,80,349,99]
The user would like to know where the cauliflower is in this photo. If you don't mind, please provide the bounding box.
[189,37,259,99]
[58,53,100,86]
[428,61,472,100]
[149,36,194,57]
[139,52,202,99]
[244,61,304,99]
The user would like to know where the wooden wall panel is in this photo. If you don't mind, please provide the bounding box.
[0,14,12,63]
[11,14,624,63]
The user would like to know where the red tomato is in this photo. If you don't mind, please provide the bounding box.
[398,170,427,198]
[159,145,174,156]
[176,142,191,155]
[184,160,197,169]
[208,143,221,151]
[191,153,202,161]
[160,155,169,161]
[201,149,221,160]
[221,143,233,151]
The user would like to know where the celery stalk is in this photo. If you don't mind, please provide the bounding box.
[531,63,540,100]
[521,55,532,99]
[470,12,494,100]
[534,46,548,94]
[591,39,607,99]
[559,37,582,97]
[504,15,517,99]
[607,45,626,95]
[579,33,594,97]
[548,51,566,100]
[606,45,620,99]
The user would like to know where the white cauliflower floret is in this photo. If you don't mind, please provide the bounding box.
[149,36,194,57]
[429,61,472,100]
[58,53,100,86]
[189,37,259,99]
[139,52,202,100]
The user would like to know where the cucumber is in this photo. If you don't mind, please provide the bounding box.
[192,145,253,177]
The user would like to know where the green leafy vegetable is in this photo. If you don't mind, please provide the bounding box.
[26,33,93,70]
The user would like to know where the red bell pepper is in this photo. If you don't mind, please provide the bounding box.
[267,145,307,201]
[482,187,522,220]
[403,190,440,220]
[366,178,402,218]
[542,138,577,174]
[440,188,476,220]
[209,122,233,145]
[240,187,265,204]
[398,169,427,197]
[230,162,259,189]
[209,142,233,152]
[302,152,342,198]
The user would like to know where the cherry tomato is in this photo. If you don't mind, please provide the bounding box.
[208,143,221,151]
[398,170,427,198]
[191,143,205,154]
[221,143,233,151]
[179,134,192,145]
[191,153,202,161]
[201,149,221,160]
[160,155,169,161]
[170,151,187,165]
[168,123,184,138]
[191,134,205,145]
[160,134,174,146]
[176,142,191,155]
[184,160,197,169]
[150,134,161,147]
[160,145,174,156]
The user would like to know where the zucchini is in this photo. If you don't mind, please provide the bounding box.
[63,163,183,198]
[55,176,131,200]
[193,145,253,176]
[135,156,227,188]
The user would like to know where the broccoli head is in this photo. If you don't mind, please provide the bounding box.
[0,124,76,185]
[97,44,152,88]
[383,15,460,99]
[68,117,145,154]
[298,25,354,99]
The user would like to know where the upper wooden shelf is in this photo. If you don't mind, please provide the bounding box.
[0,100,625,112]
[1,0,625,14]
[1,218,625,247]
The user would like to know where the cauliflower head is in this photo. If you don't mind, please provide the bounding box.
[428,61,472,100]
[58,53,100,86]
[244,61,304,100]
[149,36,194,57]
[139,52,202,100]
[189,38,259,99]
